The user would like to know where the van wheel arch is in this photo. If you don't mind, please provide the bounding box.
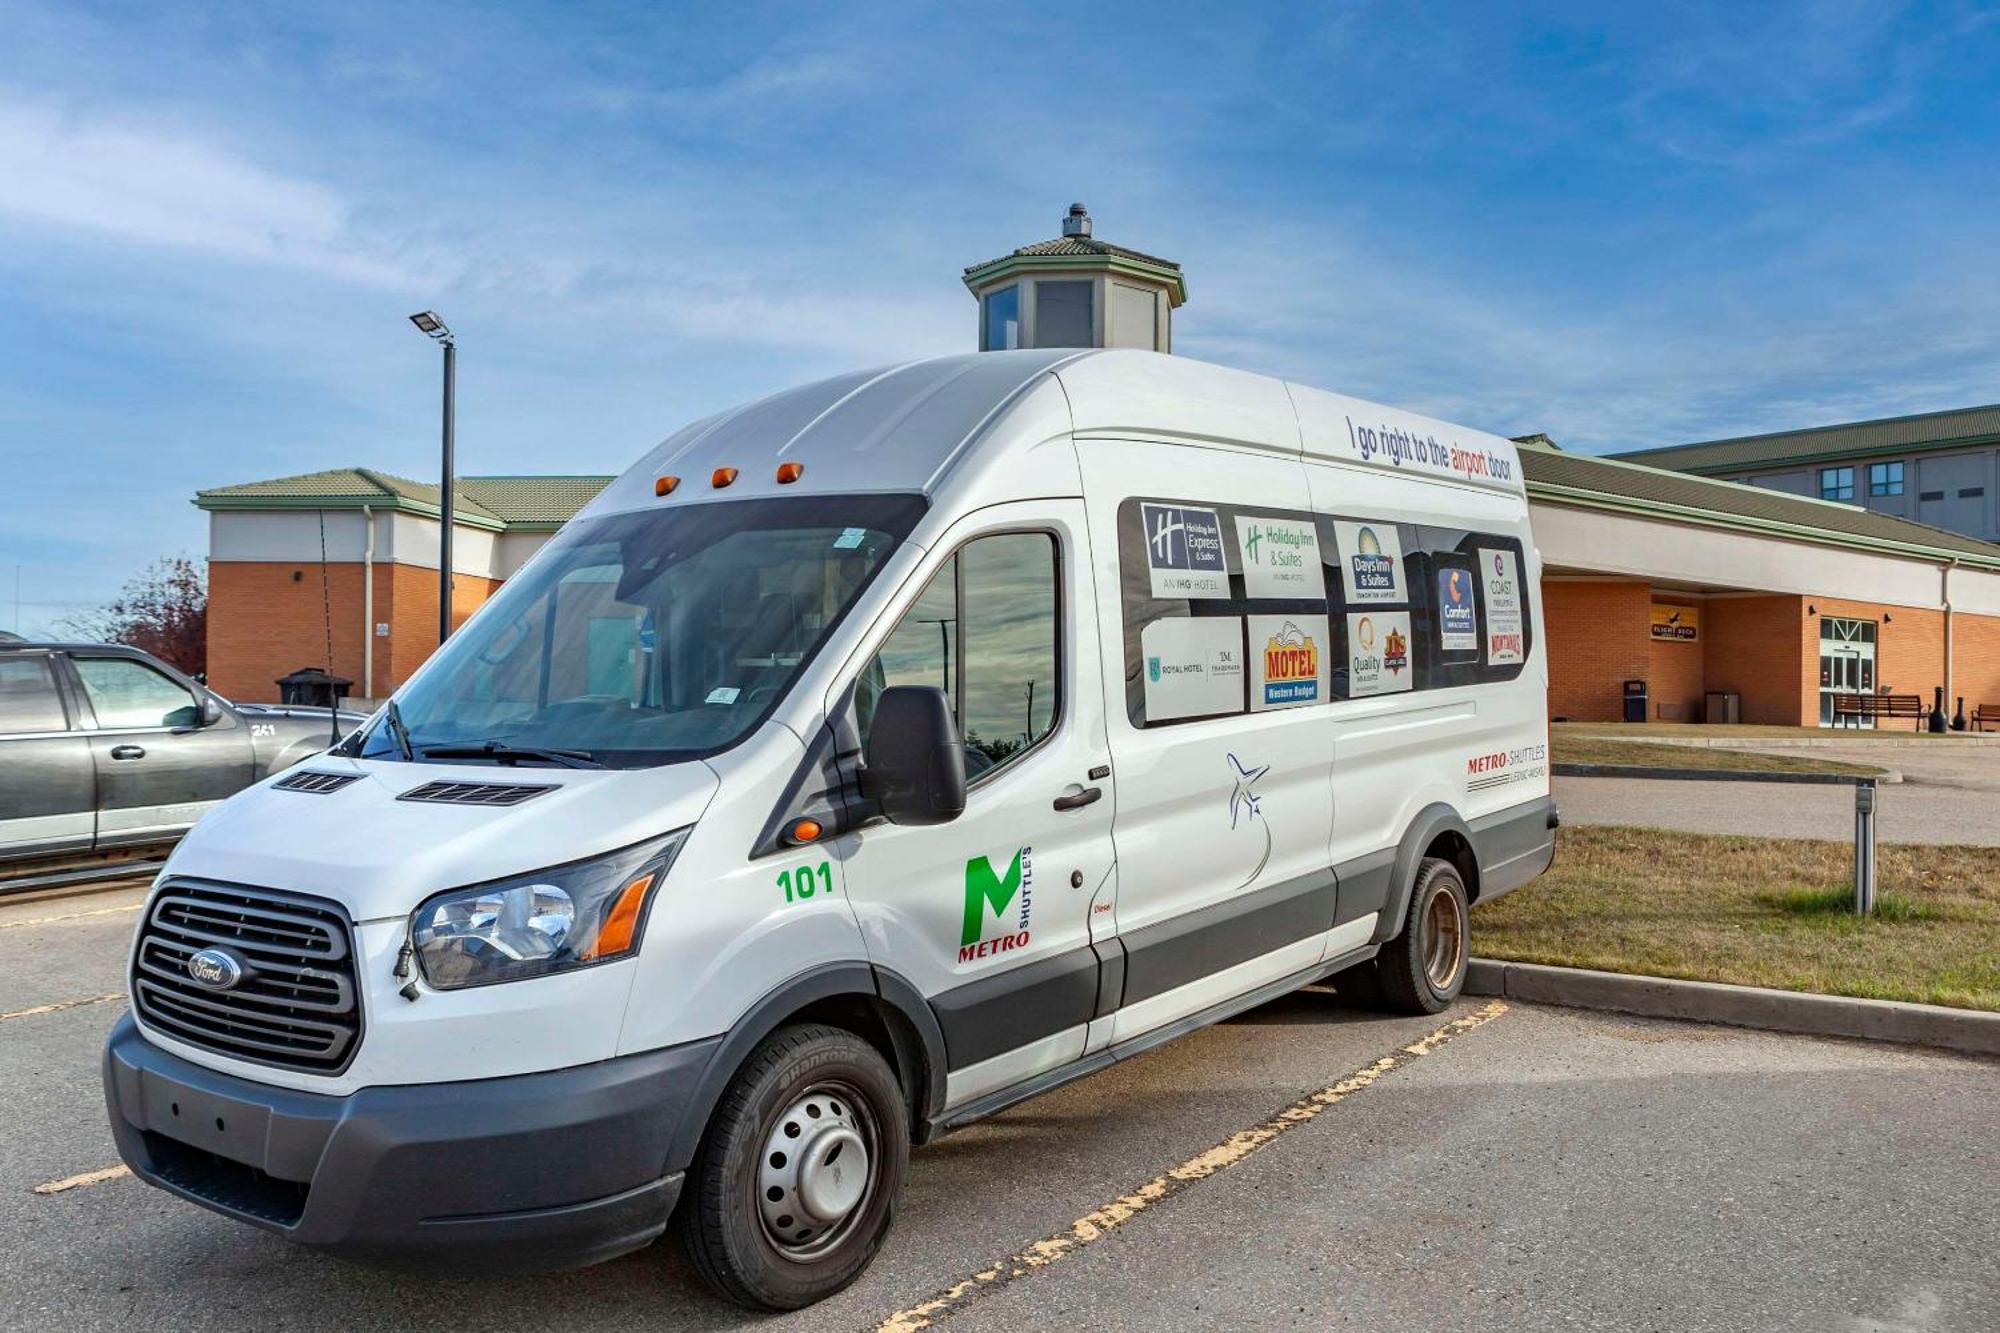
[1371,803,1480,945]
[669,964,946,1168]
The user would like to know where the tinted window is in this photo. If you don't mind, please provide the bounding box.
[73,657,199,729]
[982,285,1020,351]
[862,532,1059,781]
[0,657,67,733]
[1035,280,1094,348]
[1117,496,1532,723]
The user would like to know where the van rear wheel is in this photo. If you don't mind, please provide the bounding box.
[676,1024,908,1311]
[1376,857,1469,1014]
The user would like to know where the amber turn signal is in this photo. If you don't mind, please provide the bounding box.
[654,475,680,496]
[789,818,823,844]
[775,461,805,484]
[711,467,738,488]
[579,872,656,961]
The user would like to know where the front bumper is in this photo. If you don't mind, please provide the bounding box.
[103,1013,721,1273]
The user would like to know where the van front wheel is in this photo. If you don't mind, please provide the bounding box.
[1376,857,1469,1014]
[676,1024,909,1311]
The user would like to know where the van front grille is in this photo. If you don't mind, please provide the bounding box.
[131,882,362,1075]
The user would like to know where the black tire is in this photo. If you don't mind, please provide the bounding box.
[1375,857,1470,1015]
[676,1024,909,1311]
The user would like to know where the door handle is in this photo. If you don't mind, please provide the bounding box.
[1053,786,1102,812]
[109,744,146,760]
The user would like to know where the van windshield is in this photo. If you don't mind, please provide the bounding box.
[355,493,926,768]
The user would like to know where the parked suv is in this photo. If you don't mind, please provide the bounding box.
[0,639,361,861]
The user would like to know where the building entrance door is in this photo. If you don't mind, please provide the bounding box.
[1818,617,1877,727]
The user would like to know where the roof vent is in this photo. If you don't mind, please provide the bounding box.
[1062,202,1092,238]
[398,779,556,807]
[273,770,363,795]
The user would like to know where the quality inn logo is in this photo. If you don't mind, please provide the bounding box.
[960,846,1033,962]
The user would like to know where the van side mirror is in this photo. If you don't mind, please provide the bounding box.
[863,686,967,826]
[200,696,224,727]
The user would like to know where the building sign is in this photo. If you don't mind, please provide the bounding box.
[1331,520,1407,604]
[1233,515,1322,599]
[1435,564,1478,653]
[1650,604,1699,642]
[1345,611,1412,697]
[1141,503,1230,600]
[1141,616,1244,720]
[1248,614,1328,711]
[1478,547,1524,665]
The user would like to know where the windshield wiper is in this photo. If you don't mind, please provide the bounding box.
[421,741,605,770]
[384,699,416,762]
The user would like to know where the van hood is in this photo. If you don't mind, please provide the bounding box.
[160,757,721,923]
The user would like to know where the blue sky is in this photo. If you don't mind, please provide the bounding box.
[2,0,1997,635]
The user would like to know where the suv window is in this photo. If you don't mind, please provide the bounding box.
[861,532,1059,781]
[73,657,201,729]
[0,657,68,733]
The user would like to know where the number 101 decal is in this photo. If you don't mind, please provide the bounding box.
[778,861,834,904]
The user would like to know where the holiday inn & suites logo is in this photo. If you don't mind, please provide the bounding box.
[960,846,1033,962]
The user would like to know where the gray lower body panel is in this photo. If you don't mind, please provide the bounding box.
[1470,794,1558,902]
[103,1014,716,1273]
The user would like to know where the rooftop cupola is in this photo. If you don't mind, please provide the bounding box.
[963,203,1185,353]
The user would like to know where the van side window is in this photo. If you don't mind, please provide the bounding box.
[0,656,68,733]
[1117,497,1330,726]
[862,532,1059,782]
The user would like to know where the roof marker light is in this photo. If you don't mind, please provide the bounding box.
[655,475,680,497]
[775,461,805,484]
[712,467,738,489]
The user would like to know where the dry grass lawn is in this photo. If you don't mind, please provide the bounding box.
[1553,734,1886,776]
[1553,721,1953,742]
[1473,825,2000,1012]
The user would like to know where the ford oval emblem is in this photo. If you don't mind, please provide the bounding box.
[186,947,245,991]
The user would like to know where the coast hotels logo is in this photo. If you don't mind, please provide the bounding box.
[1350,525,1397,593]
[960,846,1033,962]
[1260,620,1320,705]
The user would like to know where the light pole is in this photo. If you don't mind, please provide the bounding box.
[408,311,456,645]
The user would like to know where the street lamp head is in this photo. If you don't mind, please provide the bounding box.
[408,310,453,342]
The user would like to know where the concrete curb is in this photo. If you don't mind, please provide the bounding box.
[1465,959,2000,1057]
[1552,763,1902,784]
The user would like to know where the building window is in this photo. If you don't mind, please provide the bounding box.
[1868,462,1904,496]
[981,285,1020,351]
[1819,467,1855,502]
[1034,280,1094,348]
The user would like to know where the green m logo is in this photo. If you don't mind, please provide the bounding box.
[961,849,1026,948]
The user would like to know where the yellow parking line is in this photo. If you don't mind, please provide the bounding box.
[32,1165,131,1196]
[872,1000,1510,1333]
[0,993,126,1023]
[0,903,143,930]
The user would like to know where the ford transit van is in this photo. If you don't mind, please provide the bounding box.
[104,349,1555,1310]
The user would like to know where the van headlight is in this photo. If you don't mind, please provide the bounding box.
[410,828,690,990]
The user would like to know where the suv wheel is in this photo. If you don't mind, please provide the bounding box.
[677,1024,909,1310]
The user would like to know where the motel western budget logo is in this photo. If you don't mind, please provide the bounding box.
[1260,621,1320,705]
[960,846,1033,962]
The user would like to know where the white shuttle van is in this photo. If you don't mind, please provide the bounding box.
[105,349,1554,1309]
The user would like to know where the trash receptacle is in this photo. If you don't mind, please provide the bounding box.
[275,666,352,709]
[1622,679,1648,723]
[1704,691,1741,725]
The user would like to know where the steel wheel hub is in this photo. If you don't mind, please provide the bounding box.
[1422,883,1465,990]
[758,1085,872,1255]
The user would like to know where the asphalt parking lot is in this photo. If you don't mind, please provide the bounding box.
[5,886,1997,1332]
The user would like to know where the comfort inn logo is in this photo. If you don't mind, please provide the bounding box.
[960,846,1033,962]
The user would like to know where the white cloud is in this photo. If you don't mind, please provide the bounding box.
[0,93,406,284]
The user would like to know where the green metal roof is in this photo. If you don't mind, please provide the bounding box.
[1610,403,2000,475]
[1518,438,2000,570]
[194,468,612,532]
